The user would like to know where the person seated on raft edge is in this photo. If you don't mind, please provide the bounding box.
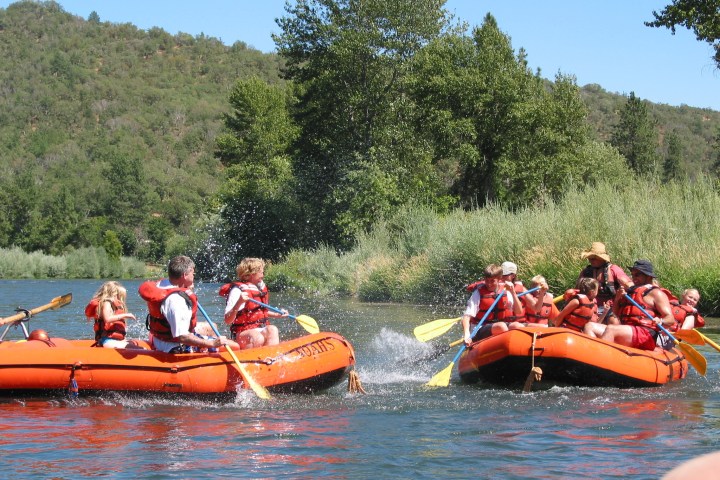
[577,242,633,325]
[85,280,146,349]
[220,257,286,350]
[508,275,556,329]
[552,277,601,332]
[585,259,675,352]
[139,255,240,354]
[461,263,523,346]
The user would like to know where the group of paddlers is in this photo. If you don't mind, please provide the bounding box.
[462,242,704,352]
[84,256,287,353]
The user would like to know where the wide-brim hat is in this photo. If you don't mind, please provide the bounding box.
[628,259,655,278]
[581,242,610,262]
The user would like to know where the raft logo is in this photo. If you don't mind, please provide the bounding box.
[292,339,336,358]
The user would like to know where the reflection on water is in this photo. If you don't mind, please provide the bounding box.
[0,280,719,478]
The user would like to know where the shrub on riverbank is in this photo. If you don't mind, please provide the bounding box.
[0,246,146,279]
[269,178,720,315]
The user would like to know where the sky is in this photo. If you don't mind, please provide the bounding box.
[2,0,718,110]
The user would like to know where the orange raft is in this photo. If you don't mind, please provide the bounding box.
[0,332,356,396]
[457,327,689,389]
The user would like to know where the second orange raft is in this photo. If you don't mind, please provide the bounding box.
[457,327,689,389]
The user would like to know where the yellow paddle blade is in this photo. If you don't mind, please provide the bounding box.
[674,329,705,345]
[0,293,73,326]
[677,342,707,376]
[295,314,320,334]
[414,317,462,342]
[426,361,455,387]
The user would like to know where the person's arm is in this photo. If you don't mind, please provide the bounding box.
[652,290,676,327]
[223,287,249,324]
[462,290,480,345]
[552,299,579,327]
[100,300,135,323]
[612,264,633,289]
[506,282,523,315]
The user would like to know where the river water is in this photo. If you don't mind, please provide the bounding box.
[0,279,718,479]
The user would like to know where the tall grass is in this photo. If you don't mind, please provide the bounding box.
[269,178,720,315]
[0,246,146,279]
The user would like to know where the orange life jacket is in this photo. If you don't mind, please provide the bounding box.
[559,292,597,332]
[219,282,270,334]
[503,282,526,322]
[138,280,198,342]
[469,282,508,325]
[85,298,126,341]
[524,292,554,325]
[618,285,660,332]
[669,301,705,330]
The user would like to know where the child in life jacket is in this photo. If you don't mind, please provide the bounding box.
[85,281,145,349]
[516,275,558,327]
[552,278,600,332]
[220,258,287,349]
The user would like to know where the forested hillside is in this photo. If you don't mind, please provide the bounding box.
[0,0,717,278]
[0,0,282,260]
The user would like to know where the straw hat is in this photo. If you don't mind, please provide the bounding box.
[581,242,610,262]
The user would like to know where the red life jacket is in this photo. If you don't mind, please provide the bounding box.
[618,285,660,331]
[503,282,526,322]
[219,282,269,334]
[85,298,126,341]
[524,292,553,325]
[138,280,198,342]
[469,282,508,325]
[559,293,597,332]
[669,301,705,331]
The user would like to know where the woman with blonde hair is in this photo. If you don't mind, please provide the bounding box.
[219,258,287,349]
[85,281,144,349]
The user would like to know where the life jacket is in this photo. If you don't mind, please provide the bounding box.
[580,263,618,303]
[669,301,705,331]
[85,298,126,342]
[558,292,597,332]
[618,285,660,332]
[524,292,553,325]
[219,281,269,335]
[502,281,526,322]
[138,280,198,342]
[469,282,508,324]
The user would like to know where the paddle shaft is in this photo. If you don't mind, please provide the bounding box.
[247,298,294,319]
[450,291,506,364]
[0,293,72,326]
[196,303,271,400]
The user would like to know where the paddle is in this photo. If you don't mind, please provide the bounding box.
[426,291,504,387]
[623,294,707,376]
[676,328,720,354]
[674,329,705,345]
[196,303,271,400]
[0,293,73,326]
[247,299,319,334]
[414,287,540,342]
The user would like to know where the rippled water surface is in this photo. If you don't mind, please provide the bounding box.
[0,279,718,479]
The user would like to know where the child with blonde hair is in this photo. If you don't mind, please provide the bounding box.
[219,258,288,349]
[85,281,144,349]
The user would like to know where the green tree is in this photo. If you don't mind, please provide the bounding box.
[102,230,123,260]
[214,76,302,261]
[611,92,660,177]
[646,0,720,68]
[410,16,595,208]
[274,0,452,245]
[663,131,683,181]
